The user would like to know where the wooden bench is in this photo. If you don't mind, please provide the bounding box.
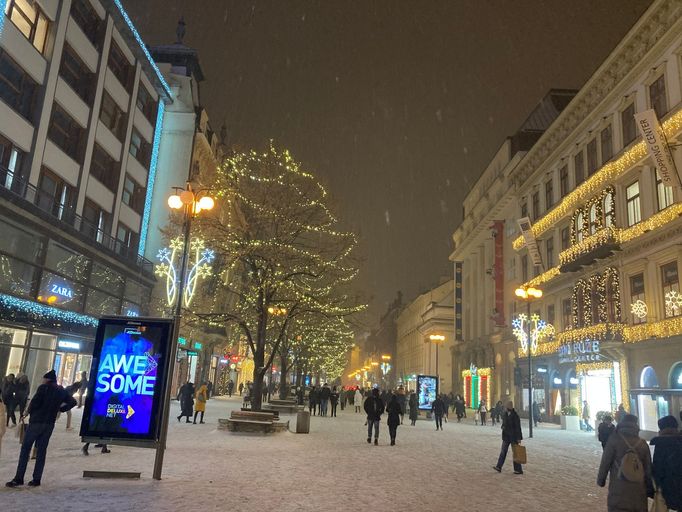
[219,410,286,433]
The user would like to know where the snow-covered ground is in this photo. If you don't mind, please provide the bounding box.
[0,396,611,512]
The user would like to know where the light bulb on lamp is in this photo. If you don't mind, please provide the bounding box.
[168,195,183,209]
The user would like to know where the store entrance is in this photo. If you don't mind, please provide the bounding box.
[54,352,92,387]
[581,369,616,426]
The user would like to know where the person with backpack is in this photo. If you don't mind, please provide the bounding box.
[597,414,653,512]
[364,388,384,445]
[598,414,616,450]
[650,415,682,511]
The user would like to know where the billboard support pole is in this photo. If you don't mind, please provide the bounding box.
[153,201,192,480]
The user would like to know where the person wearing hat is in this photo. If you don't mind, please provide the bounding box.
[5,370,77,488]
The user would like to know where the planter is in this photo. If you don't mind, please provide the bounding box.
[561,415,581,431]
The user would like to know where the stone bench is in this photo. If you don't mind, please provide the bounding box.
[219,410,287,433]
[262,402,302,414]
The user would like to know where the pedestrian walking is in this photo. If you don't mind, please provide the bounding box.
[386,394,401,446]
[598,414,615,450]
[615,403,626,424]
[15,375,29,418]
[319,383,331,416]
[177,382,194,423]
[81,442,110,455]
[478,399,488,426]
[5,370,77,488]
[396,386,406,424]
[582,400,593,431]
[227,379,234,397]
[597,414,653,512]
[339,386,346,411]
[364,388,384,445]
[206,381,213,399]
[492,400,503,426]
[650,415,682,511]
[0,395,6,458]
[493,401,524,475]
[532,401,541,427]
[309,386,318,416]
[408,392,418,426]
[353,388,363,413]
[455,395,465,423]
[238,382,244,396]
[2,374,17,427]
[76,372,88,408]
[194,382,208,424]
[432,394,445,430]
[330,387,339,417]
[442,393,450,423]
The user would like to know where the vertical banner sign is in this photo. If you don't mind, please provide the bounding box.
[454,261,463,341]
[80,316,173,446]
[634,109,681,189]
[517,217,544,269]
[492,221,505,326]
[417,375,438,410]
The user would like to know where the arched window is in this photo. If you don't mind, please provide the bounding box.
[589,204,598,235]
[604,268,621,323]
[576,212,584,243]
[590,277,601,325]
[604,191,615,228]
[671,362,682,390]
[640,366,659,388]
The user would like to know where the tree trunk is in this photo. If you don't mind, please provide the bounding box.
[279,352,289,399]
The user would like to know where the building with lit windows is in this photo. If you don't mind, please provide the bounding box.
[0,0,171,391]
[509,0,682,435]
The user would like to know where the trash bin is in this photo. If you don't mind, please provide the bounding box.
[296,410,310,434]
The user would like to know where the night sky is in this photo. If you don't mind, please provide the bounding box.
[125,1,650,324]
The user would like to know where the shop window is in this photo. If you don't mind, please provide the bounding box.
[630,273,646,324]
[546,236,554,267]
[121,300,141,317]
[5,0,50,54]
[604,191,615,228]
[561,226,569,251]
[48,104,85,163]
[136,84,157,125]
[0,49,39,122]
[0,326,28,377]
[0,217,42,262]
[121,174,145,215]
[600,124,613,164]
[621,102,637,147]
[649,75,668,119]
[99,91,127,141]
[531,191,540,220]
[85,288,120,316]
[59,43,94,104]
[124,278,149,305]
[670,362,682,389]
[662,261,680,318]
[574,151,584,186]
[587,138,598,176]
[69,0,103,49]
[561,298,572,330]
[545,179,553,209]
[44,241,90,282]
[89,262,124,295]
[640,366,659,388]
[25,333,57,394]
[559,165,569,197]
[107,41,133,90]
[0,254,37,298]
[128,129,151,168]
[37,167,76,223]
[655,169,674,211]
[37,271,84,311]
[626,182,641,226]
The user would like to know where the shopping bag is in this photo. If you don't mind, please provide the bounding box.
[649,490,668,512]
[512,443,527,464]
[16,421,25,444]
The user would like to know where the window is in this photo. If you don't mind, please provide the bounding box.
[561,226,569,251]
[521,254,528,283]
[89,262,124,295]
[604,191,615,228]
[545,179,553,209]
[520,202,528,218]
[661,262,680,318]
[630,273,645,324]
[621,102,637,147]
[559,165,569,197]
[59,44,94,103]
[574,151,584,186]
[576,212,584,243]
[0,49,38,121]
[116,223,138,256]
[649,75,668,119]
[136,85,157,124]
[107,41,132,89]
[547,304,555,326]
[531,191,540,220]
[546,236,554,267]
[48,104,85,163]
[69,0,103,49]
[0,133,23,189]
[81,200,110,243]
[38,271,84,312]
[587,138,598,175]
[121,174,145,214]
[589,204,598,235]
[85,288,119,316]
[561,298,572,330]
[128,129,151,168]
[5,0,49,53]
[100,91,127,141]
[656,170,674,211]
[37,167,76,222]
[90,144,119,192]
[626,181,641,226]
[600,125,613,164]
[44,241,89,281]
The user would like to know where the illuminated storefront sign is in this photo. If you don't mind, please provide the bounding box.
[58,340,81,351]
[80,317,173,445]
[558,340,602,364]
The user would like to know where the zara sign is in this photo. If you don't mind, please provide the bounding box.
[558,340,602,364]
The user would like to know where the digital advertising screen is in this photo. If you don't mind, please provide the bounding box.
[80,317,173,445]
[417,375,438,410]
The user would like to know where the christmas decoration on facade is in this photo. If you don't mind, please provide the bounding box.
[512,313,555,355]
[665,290,682,317]
[630,299,648,320]
[155,237,215,307]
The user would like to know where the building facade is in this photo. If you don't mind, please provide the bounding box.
[0,0,171,391]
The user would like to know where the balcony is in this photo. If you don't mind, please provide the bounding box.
[559,227,621,273]
[0,167,154,276]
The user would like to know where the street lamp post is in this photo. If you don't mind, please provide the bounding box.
[514,286,543,439]
[428,334,445,385]
[153,183,214,481]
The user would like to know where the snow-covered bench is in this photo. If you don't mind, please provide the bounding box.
[219,410,288,433]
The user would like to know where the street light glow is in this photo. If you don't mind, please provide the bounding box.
[168,195,183,209]
[429,334,445,342]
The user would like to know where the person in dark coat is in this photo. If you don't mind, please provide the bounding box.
[1,374,17,427]
[319,383,331,416]
[76,372,87,408]
[5,370,77,487]
[615,403,626,424]
[238,382,244,396]
[396,387,407,424]
[364,388,385,445]
[386,394,402,445]
[15,375,29,417]
[308,386,318,416]
[408,392,418,426]
[597,414,653,512]
[493,401,524,475]
[650,415,682,512]
[227,379,234,397]
[442,393,450,422]
[330,387,339,417]
[532,401,541,427]
[598,414,615,450]
[432,395,446,431]
[454,395,466,423]
[176,382,195,423]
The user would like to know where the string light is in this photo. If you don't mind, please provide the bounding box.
[155,237,214,307]
[630,300,648,319]
[512,313,554,355]
[577,361,613,374]
[0,293,98,327]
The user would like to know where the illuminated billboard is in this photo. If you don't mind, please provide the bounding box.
[417,374,438,410]
[80,317,173,445]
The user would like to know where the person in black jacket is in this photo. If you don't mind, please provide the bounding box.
[408,392,418,426]
[364,388,385,445]
[319,383,332,417]
[2,374,17,427]
[597,414,615,450]
[308,386,318,416]
[176,382,194,423]
[432,395,446,430]
[6,370,77,487]
[650,415,682,511]
[493,400,524,475]
[329,387,339,417]
[386,394,402,445]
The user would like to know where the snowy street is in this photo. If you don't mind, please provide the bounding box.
[0,396,609,512]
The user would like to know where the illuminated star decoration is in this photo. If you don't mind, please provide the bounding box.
[155,237,214,307]
[630,299,648,319]
[513,313,554,355]
[665,291,682,317]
